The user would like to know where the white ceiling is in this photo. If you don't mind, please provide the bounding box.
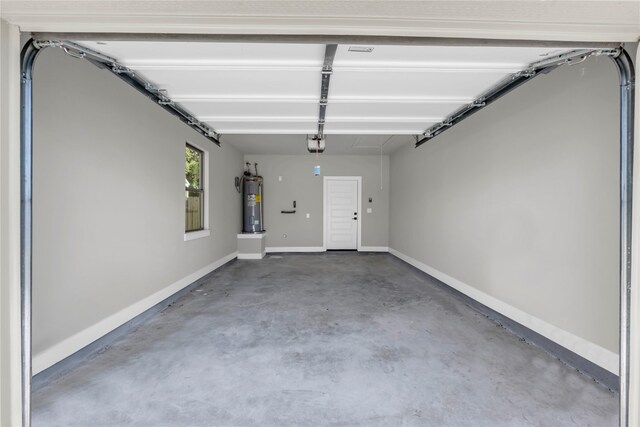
[75,40,583,153]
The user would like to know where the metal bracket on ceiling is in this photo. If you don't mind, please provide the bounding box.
[62,46,86,59]
[513,69,536,79]
[32,40,62,49]
[111,64,133,75]
[33,39,221,146]
[415,47,622,148]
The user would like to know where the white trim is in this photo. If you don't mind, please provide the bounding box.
[357,179,363,251]
[323,176,362,251]
[32,251,238,374]
[388,247,619,375]
[265,246,325,253]
[359,246,389,252]
[0,19,23,426]
[237,233,266,239]
[184,229,210,241]
[3,11,637,42]
[237,253,265,260]
[630,44,640,427]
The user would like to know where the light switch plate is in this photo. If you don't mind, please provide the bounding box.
[367,208,372,213]
[306,213,310,218]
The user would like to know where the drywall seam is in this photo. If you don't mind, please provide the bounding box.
[389,248,619,374]
[265,247,325,253]
[32,251,238,374]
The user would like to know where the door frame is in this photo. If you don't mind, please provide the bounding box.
[323,176,362,251]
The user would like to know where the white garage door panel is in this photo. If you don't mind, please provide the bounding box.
[178,100,318,119]
[330,70,508,99]
[325,120,436,134]
[79,41,326,67]
[210,120,317,134]
[333,45,565,69]
[135,68,320,98]
[327,101,465,119]
[74,41,583,136]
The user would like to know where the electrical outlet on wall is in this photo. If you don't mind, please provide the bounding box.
[367,208,372,213]
[306,213,310,218]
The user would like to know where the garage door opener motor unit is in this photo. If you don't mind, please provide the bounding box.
[242,162,264,234]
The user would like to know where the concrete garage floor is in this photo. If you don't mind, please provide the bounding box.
[32,253,617,426]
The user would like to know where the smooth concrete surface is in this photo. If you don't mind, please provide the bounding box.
[390,54,620,361]
[32,253,616,426]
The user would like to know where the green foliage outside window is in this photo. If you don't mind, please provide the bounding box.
[185,144,204,232]
[185,145,202,189]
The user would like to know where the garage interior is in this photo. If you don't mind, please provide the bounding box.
[12,34,633,426]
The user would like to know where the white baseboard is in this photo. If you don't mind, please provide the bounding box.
[264,246,388,253]
[265,246,325,253]
[237,233,266,239]
[388,248,619,375]
[359,246,389,252]
[33,251,238,374]
[237,252,265,260]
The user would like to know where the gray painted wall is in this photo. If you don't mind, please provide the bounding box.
[243,155,389,249]
[32,48,242,370]
[389,55,620,358]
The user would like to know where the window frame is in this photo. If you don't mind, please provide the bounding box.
[184,141,210,240]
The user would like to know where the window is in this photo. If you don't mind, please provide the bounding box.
[185,143,204,233]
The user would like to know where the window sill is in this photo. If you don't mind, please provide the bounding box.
[184,229,210,241]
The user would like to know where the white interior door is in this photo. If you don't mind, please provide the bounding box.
[324,177,359,250]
